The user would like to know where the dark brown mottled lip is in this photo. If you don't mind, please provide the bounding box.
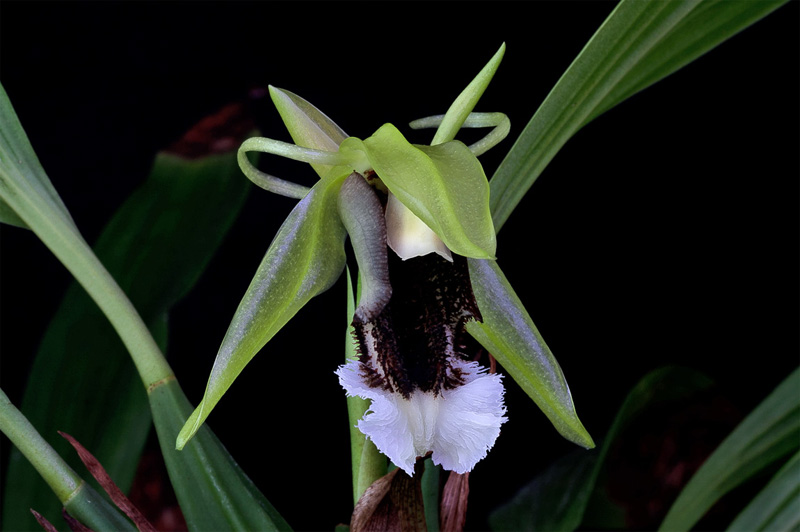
[353,251,483,399]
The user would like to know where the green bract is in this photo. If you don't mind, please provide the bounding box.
[177,43,593,458]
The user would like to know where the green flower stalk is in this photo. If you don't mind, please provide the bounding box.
[177,44,593,475]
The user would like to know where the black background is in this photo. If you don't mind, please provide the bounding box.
[1,2,797,531]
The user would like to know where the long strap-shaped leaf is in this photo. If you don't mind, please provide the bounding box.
[489,0,789,232]
[659,367,800,531]
[726,449,800,531]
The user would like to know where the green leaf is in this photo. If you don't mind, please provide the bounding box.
[178,169,349,448]
[659,367,800,532]
[152,379,291,531]
[269,85,348,177]
[489,0,789,232]
[346,124,496,259]
[727,449,800,531]
[3,143,251,529]
[465,258,593,449]
[0,197,27,228]
[0,83,76,231]
[489,366,714,532]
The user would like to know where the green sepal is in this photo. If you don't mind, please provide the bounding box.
[431,42,505,146]
[341,124,496,259]
[269,86,348,177]
[466,258,594,449]
[177,169,349,448]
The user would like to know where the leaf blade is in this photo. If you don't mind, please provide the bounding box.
[0,83,76,230]
[727,450,800,532]
[659,367,800,531]
[152,379,291,531]
[489,0,790,232]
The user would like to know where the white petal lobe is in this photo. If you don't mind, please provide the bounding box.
[385,193,453,262]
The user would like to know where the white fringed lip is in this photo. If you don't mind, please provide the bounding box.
[337,358,507,476]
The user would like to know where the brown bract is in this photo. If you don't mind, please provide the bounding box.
[350,461,427,532]
[59,432,157,532]
[440,472,470,532]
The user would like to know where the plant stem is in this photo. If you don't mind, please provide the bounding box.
[0,388,82,501]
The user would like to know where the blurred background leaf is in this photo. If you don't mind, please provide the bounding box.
[489,366,715,531]
[659,367,800,531]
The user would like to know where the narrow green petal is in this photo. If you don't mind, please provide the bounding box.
[466,258,594,449]
[432,43,505,146]
[177,170,349,448]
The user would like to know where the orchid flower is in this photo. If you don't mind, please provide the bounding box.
[176,44,593,482]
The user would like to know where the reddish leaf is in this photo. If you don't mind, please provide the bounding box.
[59,432,156,532]
[30,509,59,532]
